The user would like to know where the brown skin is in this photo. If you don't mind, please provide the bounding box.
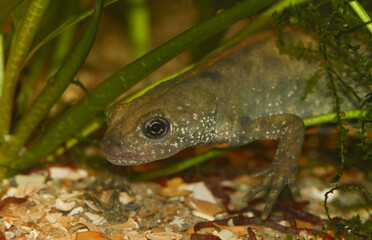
[102,30,366,219]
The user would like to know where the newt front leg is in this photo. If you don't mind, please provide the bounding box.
[243,114,304,220]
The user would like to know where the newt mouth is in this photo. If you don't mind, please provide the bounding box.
[101,145,150,166]
[101,138,148,165]
[106,157,152,166]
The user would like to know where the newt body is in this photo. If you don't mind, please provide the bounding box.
[102,31,367,219]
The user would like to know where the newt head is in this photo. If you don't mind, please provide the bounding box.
[101,80,218,166]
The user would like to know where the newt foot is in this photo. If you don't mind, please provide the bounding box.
[244,165,302,220]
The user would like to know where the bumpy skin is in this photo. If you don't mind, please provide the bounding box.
[102,31,365,219]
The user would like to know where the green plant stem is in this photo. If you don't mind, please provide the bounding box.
[0,0,104,168]
[127,0,150,58]
[15,44,48,114]
[130,109,367,181]
[324,185,372,225]
[7,0,276,176]
[130,149,228,181]
[224,0,310,46]
[349,1,372,34]
[0,0,50,139]
[47,3,78,78]
[45,118,105,161]
[302,109,365,126]
[0,33,3,98]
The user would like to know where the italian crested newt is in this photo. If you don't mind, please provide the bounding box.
[101,30,369,219]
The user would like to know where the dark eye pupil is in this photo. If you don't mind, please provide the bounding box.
[151,123,161,133]
[143,117,170,139]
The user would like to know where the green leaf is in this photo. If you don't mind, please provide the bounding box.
[0,0,104,174]
[0,0,51,137]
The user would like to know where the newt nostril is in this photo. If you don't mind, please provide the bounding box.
[101,136,125,158]
[101,137,111,149]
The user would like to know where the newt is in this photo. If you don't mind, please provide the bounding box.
[101,30,368,219]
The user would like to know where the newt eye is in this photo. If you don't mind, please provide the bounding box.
[142,117,170,139]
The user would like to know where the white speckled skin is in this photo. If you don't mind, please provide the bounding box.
[101,30,367,219]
